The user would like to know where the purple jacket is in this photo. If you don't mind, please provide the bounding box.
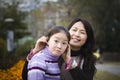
[28,46,60,80]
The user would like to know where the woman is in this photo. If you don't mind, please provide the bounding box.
[22,18,96,80]
[60,18,96,80]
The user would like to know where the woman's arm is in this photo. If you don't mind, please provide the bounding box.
[22,60,28,80]
[27,36,48,60]
[69,64,96,80]
[32,36,47,54]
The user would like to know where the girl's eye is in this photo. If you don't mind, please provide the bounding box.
[54,40,58,43]
[62,42,67,45]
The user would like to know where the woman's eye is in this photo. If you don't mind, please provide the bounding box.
[81,31,86,34]
[72,29,77,31]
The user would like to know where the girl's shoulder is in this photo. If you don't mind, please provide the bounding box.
[28,51,47,69]
[31,51,45,59]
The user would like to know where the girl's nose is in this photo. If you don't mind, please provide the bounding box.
[57,43,62,49]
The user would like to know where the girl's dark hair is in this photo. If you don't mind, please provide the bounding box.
[22,26,70,80]
[68,18,96,70]
[46,26,71,42]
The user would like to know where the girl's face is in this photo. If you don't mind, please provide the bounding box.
[69,21,87,50]
[47,31,68,56]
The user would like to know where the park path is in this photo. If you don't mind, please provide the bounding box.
[96,63,120,76]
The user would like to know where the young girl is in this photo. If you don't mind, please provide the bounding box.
[27,26,70,80]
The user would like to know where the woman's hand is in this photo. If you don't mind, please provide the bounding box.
[62,44,71,64]
[32,36,48,54]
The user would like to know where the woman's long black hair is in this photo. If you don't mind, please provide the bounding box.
[59,18,96,72]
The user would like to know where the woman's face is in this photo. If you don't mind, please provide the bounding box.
[47,31,68,56]
[69,21,87,50]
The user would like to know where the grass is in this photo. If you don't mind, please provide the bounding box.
[103,61,120,66]
[0,60,120,80]
[94,70,120,80]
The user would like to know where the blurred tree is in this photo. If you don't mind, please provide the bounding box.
[67,0,120,52]
[0,1,30,41]
[90,0,120,52]
[27,7,44,38]
[0,0,32,69]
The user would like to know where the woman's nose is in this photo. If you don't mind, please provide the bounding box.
[75,31,80,36]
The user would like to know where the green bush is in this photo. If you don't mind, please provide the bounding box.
[0,38,7,59]
[14,40,35,58]
[0,39,35,69]
[0,38,12,69]
[94,70,120,80]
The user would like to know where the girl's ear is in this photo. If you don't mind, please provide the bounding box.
[66,44,70,53]
[65,45,69,53]
[62,44,71,63]
[46,36,49,46]
[46,36,49,42]
[63,44,70,56]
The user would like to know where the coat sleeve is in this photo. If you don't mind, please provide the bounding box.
[28,68,45,80]
[28,53,47,80]
[69,64,96,80]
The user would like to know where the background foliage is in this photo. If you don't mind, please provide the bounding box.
[0,0,120,69]
[67,0,120,52]
[0,1,32,69]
